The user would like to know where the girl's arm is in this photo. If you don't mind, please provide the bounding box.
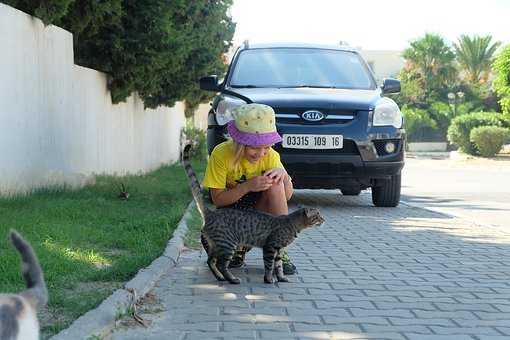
[210,184,249,207]
[210,176,273,207]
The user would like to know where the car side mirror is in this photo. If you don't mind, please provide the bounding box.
[381,78,401,94]
[199,75,221,92]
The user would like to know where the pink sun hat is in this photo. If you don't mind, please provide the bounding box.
[227,103,282,146]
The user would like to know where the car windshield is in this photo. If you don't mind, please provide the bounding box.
[229,48,375,90]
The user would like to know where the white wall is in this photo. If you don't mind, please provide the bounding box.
[0,4,185,195]
[193,103,210,131]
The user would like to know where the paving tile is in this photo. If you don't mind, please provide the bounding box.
[106,191,510,340]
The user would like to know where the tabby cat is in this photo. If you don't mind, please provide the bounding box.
[182,144,324,284]
[0,230,48,340]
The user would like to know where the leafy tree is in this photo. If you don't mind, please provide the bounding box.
[2,0,74,24]
[493,44,510,116]
[1,0,235,110]
[454,35,501,84]
[400,33,457,102]
[57,0,123,43]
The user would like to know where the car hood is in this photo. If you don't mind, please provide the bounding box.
[226,87,382,111]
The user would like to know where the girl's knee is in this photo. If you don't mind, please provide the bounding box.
[267,181,285,194]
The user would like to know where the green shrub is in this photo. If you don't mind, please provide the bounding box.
[493,44,510,116]
[402,106,437,142]
[182,124,207,161]
[398,100,484,143]
[447,112,509,155]
[470,126,510,157]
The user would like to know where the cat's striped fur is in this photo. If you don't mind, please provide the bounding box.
[0,231,48,340]
[182,144,324,284]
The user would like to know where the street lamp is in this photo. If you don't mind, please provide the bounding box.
[448,91,464,117]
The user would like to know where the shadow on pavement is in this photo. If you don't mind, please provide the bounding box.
[109,189,510,340]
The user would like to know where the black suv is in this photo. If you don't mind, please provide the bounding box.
[200,42,405,207]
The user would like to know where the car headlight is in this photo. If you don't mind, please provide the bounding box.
[215,96,246,125]
[373,98,402,128]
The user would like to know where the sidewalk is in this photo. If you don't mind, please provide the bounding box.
[107,190,510,340]
[406,151,510,166]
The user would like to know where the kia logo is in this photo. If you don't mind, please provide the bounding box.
[302,110,324,122]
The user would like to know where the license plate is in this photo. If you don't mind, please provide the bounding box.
[282,134,343,149]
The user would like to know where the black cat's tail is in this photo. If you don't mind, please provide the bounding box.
[10,230,48,308]
[182,144,209,221]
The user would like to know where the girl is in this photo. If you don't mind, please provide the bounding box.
[202,103,296,274]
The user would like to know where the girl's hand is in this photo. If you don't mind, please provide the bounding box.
[245,175,273,192]
[264,168,287,184]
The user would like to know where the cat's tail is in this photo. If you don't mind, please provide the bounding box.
[182,144,209,221]
[10,230,48,308]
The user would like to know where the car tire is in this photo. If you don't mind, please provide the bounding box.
[371,174,401,207]
[341,188,361,196]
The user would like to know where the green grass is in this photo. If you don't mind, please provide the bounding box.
[184,167,209,250]
[0,159,205,338]
[184,204,204,250]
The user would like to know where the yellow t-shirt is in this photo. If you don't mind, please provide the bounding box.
[203,140,284,189]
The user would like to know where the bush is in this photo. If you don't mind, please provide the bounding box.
[493,44,510,116]
[397,100,483,143]
[470,126,510,157]
[447,112,509,154]
[402,106,438,142]
[182,124,207,161]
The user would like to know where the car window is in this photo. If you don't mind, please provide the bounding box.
[229,48,375,89]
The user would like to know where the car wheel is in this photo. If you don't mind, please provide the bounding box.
[341,188,361,196]
[371,174,401,207]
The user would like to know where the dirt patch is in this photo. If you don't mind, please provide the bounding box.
[115,292,165,330]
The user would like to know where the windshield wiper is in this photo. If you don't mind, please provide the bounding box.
[230,84,260,88]
[277,85,339,89]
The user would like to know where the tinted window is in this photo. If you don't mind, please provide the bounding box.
[230,48,375,89]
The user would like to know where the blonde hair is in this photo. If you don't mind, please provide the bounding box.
[231,141,245,170]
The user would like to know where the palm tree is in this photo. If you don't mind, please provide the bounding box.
[402,33,457,100]
[454,35,501,84]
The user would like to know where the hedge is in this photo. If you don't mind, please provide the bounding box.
[447,111,509,155]
[470,126,510,157]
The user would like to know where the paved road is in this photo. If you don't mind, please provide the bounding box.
[402,157,510,229]
[108,190,510,340]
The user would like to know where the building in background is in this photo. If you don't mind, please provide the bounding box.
[358,50,404,83]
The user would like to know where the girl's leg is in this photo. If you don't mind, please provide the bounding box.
[256,181,297,275]
[255,181,288,215]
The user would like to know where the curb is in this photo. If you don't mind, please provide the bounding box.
[50,202,194,340]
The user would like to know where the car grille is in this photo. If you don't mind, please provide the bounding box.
[287,162,356,176]
[274,107,356,125]
[373,139,401,156]
[274,139,359,155]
